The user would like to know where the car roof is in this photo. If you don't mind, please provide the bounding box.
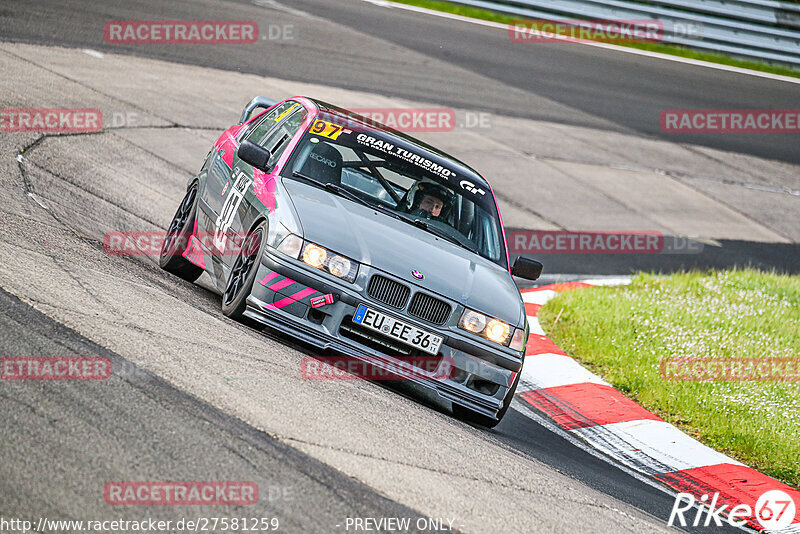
[306,97,494,194]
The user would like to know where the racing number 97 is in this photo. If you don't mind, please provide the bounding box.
[310,120,344,140]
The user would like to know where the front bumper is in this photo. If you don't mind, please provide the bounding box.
[243,249,523,419]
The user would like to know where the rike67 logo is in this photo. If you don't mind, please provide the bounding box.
[669,490,796,530]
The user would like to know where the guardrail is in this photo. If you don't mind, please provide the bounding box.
[445,0,800,67]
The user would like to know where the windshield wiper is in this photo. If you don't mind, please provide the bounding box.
[292,170,403,218]
[409,219,479,254]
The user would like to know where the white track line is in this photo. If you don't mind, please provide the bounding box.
[519,352,609,391]
[360,0,800,85]
[511,401,757,533]
[510,397,684,498]
[572,420,743,474]
[527,316,546,336]
[579,277,633,286]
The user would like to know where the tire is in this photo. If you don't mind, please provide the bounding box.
[454,369,521,429]
[222,221,267,320]
[159,184,204,282]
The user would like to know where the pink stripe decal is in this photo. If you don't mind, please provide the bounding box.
[253,171,277,212]
[268,277,296,292]
[213,126,239,168]
[182,219,205,269]
[263,287,317,311]
[259,272,280,286]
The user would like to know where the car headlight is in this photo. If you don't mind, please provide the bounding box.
[276,234,303,258]
[458,308,514,346]
[327,255,352,279]
[302,243,327,268]
[300,241,359,283]
[485,319,510,344]
[459,309,487,333]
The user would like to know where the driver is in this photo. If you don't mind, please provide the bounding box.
[408,181,455,221]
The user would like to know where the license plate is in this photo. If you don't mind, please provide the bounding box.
[352,304,443,355]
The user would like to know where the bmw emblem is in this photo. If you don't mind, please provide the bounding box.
[411,270,424,280]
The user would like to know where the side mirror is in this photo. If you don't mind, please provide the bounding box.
[238,141,272,172]
[239,96,279,124]
[511,256,543,281]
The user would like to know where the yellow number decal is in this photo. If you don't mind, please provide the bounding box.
[310,119,344,140]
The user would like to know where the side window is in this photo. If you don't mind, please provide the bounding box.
[261,109,308,169]
[240,100,300,144]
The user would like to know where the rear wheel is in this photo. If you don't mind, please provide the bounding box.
[454,370,521,428]
[159,184,203,282]
[222,221,267,320]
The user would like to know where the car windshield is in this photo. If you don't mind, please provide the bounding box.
[281,113,507,267]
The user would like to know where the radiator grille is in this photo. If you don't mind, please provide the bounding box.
[367,275,410,309]
[408,292,451,325]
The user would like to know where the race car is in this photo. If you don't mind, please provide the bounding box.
[160,96,543,427]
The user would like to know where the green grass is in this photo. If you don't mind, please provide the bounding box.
[391,0,800,79]
[538,270,800,488]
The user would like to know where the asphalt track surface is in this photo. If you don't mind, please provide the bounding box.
[0,287,436,532]
[0,0,796,532]
[1,0,798,164]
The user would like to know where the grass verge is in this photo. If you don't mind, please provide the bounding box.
[390,0,800,79]
[538,270,800,488]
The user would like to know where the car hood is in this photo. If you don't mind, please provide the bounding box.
[284,180,523,326]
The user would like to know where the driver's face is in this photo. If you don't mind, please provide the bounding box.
[419,194,444,217]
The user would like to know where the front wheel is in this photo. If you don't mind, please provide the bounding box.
[222,221,267,320]
[159,184,203,282]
